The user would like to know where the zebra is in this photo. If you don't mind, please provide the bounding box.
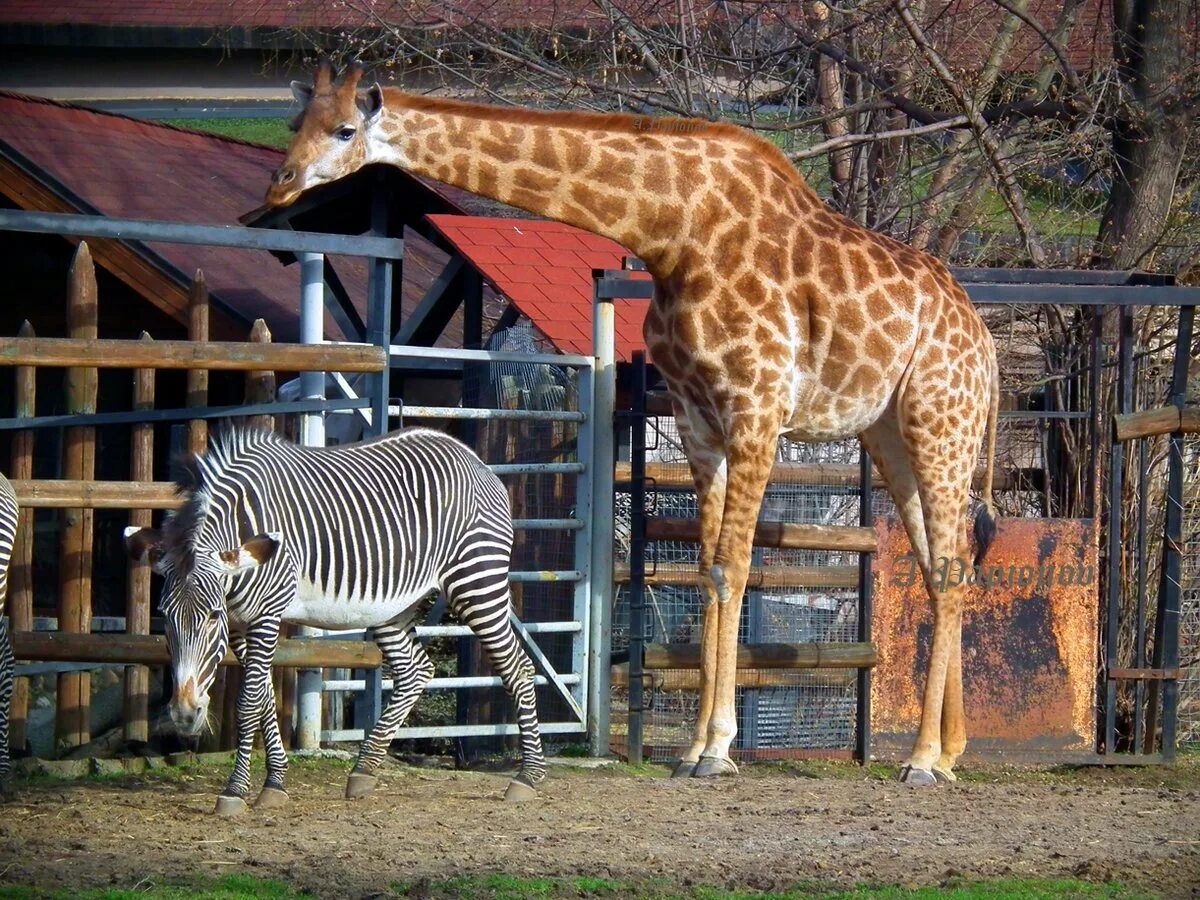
[125,426,546,815]
[0,476,18,788]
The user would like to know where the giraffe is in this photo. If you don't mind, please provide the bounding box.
[267,61,1000,786]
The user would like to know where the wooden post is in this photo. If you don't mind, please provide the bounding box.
[8,321,35,753]
[125,332,154,744]
[57,242,98,752]
[245,319,286,742]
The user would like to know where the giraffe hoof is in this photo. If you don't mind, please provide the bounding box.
[503,775,538,802]
[213,794,249,817]
[898,765,937,787]
[253,787,290,810]
[345,772,378,800]
[932,766,957,784]
[692,756,738,778]
[671,760,698,778]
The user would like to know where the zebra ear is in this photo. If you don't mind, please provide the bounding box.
[214,533,280,574]
[124,526,166,574]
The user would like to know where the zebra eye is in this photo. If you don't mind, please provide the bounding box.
[208,609,221,622]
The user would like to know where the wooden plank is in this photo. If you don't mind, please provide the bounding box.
[58,242,98,751]
[187,272,210,455]
[8,320,35,752]
[12,632,384,670]
[244,319,277,432]
[642,641,877,670]
[124,333,154,744]
[12,480,179,509]
[1114,406,1200,442]
[611,663,857,690]
[646,517,877,552]
[615,461,1029,491]
[0,338,385,373]
[614,562,859,589]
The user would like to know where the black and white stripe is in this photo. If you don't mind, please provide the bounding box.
[0,476,18,785]
[128,426,545,805]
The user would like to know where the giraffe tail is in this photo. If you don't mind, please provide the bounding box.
[972,345,1000,566]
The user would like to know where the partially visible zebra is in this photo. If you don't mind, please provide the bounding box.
[125,427,546,815]
[0,476,17,786]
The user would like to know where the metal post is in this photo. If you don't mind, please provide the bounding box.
[586,273,616,756]
[626,352,647,763]
[855,446,873,763]
[1145,303,1195,759]
[1104,305,1132,754]
[295,251,325,750]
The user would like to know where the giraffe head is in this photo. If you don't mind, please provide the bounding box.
[266,60,387,207]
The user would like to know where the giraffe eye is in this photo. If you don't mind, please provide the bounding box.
[336,126,356,142]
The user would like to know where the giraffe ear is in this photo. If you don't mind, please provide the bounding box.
[356,83,384,122]
[291,80,314,107]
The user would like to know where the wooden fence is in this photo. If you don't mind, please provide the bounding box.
[4,242,385,756]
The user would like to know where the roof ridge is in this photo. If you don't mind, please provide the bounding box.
[0,88,283,155]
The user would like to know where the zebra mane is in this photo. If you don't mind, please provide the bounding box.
[164,426,283,572]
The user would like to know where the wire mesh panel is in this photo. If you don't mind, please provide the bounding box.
[1177,435,1200,747]
[613,410,867,761]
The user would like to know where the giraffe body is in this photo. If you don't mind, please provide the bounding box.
[269,62,999,783]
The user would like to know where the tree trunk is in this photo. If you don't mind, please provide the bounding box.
[1094,0,1191,269]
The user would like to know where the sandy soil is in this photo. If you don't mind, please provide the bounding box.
[0,759,1198,897]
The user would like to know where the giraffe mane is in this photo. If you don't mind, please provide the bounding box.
[387,90,812,191]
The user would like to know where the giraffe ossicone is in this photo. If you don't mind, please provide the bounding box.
[270,62,1000,787]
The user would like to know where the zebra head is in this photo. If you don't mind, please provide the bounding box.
[124,524,281,738]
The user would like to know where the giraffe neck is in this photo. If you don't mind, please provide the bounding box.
[371,92,752,275]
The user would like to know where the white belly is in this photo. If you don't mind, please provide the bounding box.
[280,577,437,629]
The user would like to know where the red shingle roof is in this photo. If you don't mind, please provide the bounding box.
[427,214,651,362]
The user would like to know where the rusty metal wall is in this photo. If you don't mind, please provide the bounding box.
[871,517,1098,759]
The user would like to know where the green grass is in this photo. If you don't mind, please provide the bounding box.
[390,874,1142,900]
[161,118,293,149]
[0,874,306,899]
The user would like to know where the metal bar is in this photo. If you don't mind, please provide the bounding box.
[627,351,647,765]
[1146,303,1195,760]
[295,253,327,752]
[512,518,584,530]
[322,674,582,692]
[594,276,655,300]
[509,571,582,582]
[321,255,366,342]
[315,621,584,640]
[855,445,873,764]
[509,611,584,721]
[1134,376,1149,751]
[0,397,369,431]
[391,255,465,345]
[949,267,1139,285]
[587,272,617,756]
[0,209,405,259]
[1104,306,1131,754]
[963,284,1200,305]
[490,463,584,476]
[1109,668,1183,681]
[323,721,586,741]
[387,405,585,422]
[572,357,595,736]
[389,344,593,369]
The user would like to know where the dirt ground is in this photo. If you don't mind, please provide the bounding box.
[0,757,1198,898]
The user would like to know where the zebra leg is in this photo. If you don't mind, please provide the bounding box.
[459,596,546,801]
[346,625,434,799]
[252,634,290,810]
[0,616,13,789]
[216,623,283,816]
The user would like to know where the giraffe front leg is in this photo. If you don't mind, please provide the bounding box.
[346,625,434,799]
[693,426,777,779]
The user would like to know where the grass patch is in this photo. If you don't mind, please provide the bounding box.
[391,875,1142,899]
[0,873,306,899]
[160,118,293,149]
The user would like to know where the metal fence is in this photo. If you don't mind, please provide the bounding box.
[0,208,615,757]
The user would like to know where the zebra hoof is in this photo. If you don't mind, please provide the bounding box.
[345,772,377,800]
[254,787,290,810]
[213,794,249,817]
[503,776,538,802]
[693,756,738,778]
[671,760,697,778]
[899,765,938,787]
